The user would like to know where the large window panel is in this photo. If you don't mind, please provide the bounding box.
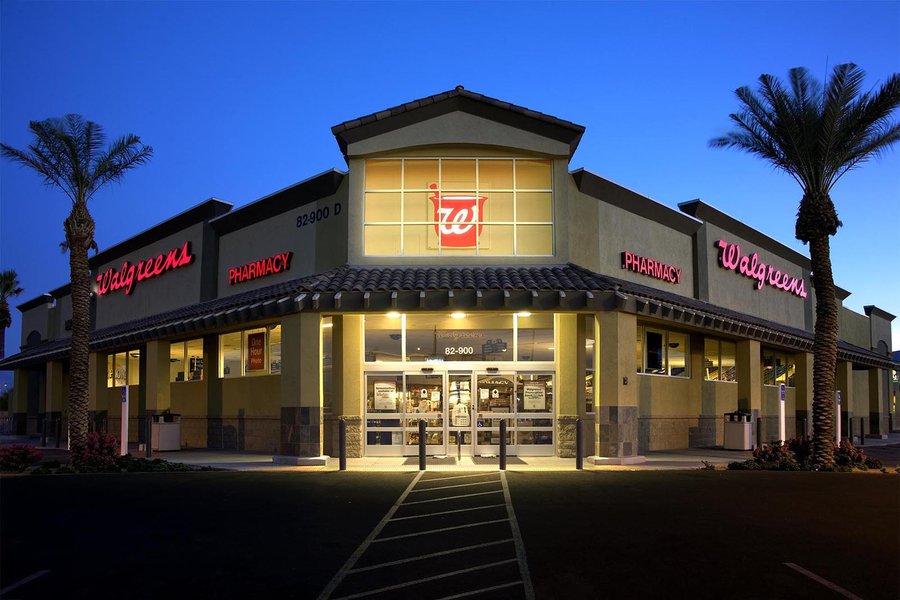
[364,225,402,256]
[170,342,186,382]
[365,315,403,362]
[667,332,688,377]
[365,159,402,189]
[516,192,553,222]
[478,225,515,256]
[403,160,438,190]
[515,159,552,189]
[268,325,282,374]
[220,332,242,378]
[406,313,513,362]
[441,159,476,189]
[478,160,513,189]
[127,351,140,386]
[515,225,553,255]
[517,313,554,361]
[364,193,400,223]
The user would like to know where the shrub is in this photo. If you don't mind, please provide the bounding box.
[71,432,119,471]
[727,437,881,472]
[0,445,43,473]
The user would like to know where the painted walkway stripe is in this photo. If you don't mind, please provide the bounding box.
[434,580,525,600]
[783,563,863,600]
[409,479,502,493]
[502,472,536,600]
[390,503,507,521]
[0,569,51,596]
[419,472,498,482]
[331,559,518,600]
[348,539,513,573]
[315,472,423,600]
[373,518,509,542]
[403,489,503,505]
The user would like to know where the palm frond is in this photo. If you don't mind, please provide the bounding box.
[90,134,153,195]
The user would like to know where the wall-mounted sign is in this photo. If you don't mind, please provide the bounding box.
[715,240,808,298]
[621,251,682,284]
[96,241,194,297]
[429,184,487,247]
[246,332,266,371]
[228,252,293,285]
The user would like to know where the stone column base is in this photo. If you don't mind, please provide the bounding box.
[588,455,647,465]
[341,415,363,458]
[280,406,323,457]
[596,405,640,457]
[556,415,578,458]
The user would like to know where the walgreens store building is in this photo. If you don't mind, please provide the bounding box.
[3,88,896,464]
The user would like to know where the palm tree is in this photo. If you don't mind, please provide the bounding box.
[711,64,900,467]
[2,116,152,460]
[0,270,24,360]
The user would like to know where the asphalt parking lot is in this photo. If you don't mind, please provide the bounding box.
[1,470,897,599]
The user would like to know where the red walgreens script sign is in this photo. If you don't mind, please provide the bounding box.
[429,184,487,247]
[96,241,194,296]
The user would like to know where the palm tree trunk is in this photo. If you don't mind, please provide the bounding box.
[809,234,838,467]
[65,201,95,461]
[0,326,5,360]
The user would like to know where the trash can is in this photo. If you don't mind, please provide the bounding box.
[723,412,752,450]
[151,413,182,451]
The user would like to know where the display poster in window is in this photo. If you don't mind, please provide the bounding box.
[247,332,266,371]
[523,382,546,410]
[374,381,397,410]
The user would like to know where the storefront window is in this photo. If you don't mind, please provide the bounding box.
[107,349,140,387]
[322,317,333,414]
[637,326,690,378]
[170,339,204,382]
[364,158,553,256]
[219,324,281,378]
[406,313,514,362]
[516,313,553,361]
[704,338,736,382]
[364,312,554,363]
[585,315,595,414]
[763,351,795,387]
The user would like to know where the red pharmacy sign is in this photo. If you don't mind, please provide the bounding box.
[95,241,194,297]
[229,252,293,285]
[429,184,487,247]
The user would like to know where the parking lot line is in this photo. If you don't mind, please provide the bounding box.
[403,489,504,504]
[390,503,507,521]
[331,559,519,600]
[0,569,51,596]
[347,539,514,573]
[783,562,863,600]
[373,518,510,542]
[409,479,502,493]
[316,472,423,600]
[419,472,498,482]
[434,581,525,600]
[502,472,535,600]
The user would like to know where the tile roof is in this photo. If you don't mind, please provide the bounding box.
[1,264,894,370]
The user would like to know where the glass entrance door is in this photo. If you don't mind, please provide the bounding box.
[447,372,474,456]
[474,373,516,456]
[404,373,445,455]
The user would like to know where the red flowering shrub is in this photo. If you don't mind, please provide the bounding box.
[0,445,43,472]
[71,432,119,471]
[729,437,882,471]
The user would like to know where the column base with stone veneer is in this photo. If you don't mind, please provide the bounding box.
[589,405,646,465]
[273,406,327,465]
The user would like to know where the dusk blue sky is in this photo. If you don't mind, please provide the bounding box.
[1,1,898,391]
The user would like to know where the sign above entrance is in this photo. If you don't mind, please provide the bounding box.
[96,241,194,297]
[228,252,293,286]
[621,251,682,284]
[715,240,808,298]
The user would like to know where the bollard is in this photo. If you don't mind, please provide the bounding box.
[499,419,507,470]
[575,418,583,470]
[41,417,48,447]
[103,416,109,435]
[418,420,427,471]
[848,418,854,444]
[145,412,152,458]
[55,418,62,449]
[801,418,808,442]
[457,429,462,461]
[890,413,894,433]
[339,417,347,471]
[858,417,865,446]
[756,417,762,449]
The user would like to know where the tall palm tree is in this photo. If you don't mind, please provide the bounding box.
[0,270,24,360]
[2,116,152,460]
[711,64,900,467]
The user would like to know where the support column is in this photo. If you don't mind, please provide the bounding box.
[333,315,363,458]
[793,352,814,438]
[144,340,172,414]
[736,340,761,444]
[275,312,325,465]
[555,313,584,458]
[868,368,886,437]
[590,311,645,464]
[46,361,65,444]
[11,369,30,435]
[88,352,107,432]
[836,360,852,439]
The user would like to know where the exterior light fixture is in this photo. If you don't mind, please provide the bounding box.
[517,311,532,317]
[386,311,401,318]
[450,312,466,319]
[321,322,333,328]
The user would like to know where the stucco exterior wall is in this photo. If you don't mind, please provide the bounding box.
[20,305,49,345]
[93,222,209,329]
[216,180,349,297]
[852,370,870,416]
[839,308,871,349]
[700,223,811,330]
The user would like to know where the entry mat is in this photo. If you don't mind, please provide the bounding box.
[472,456,526,465]
[402,456,458,465]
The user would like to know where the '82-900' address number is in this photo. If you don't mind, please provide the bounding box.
[297,202,342,228]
